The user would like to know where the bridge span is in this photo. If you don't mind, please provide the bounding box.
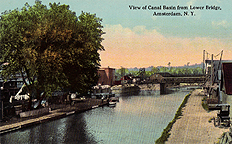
[149,76,206,84]
[148,74,206,94]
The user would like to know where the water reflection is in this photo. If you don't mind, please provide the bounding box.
[0,89,191,144]
[82,89,190,144]
[0,113,97,144]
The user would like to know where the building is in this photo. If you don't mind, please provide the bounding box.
[0,74,24,102]
[97,67,115,86]
[221,63,232,100]
[120,75,132,85]
[204,60,232,105]
[205,60,232,83]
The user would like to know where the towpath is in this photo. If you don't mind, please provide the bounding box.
[166,89,229,144]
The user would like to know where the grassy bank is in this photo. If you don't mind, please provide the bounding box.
[201,96,209,111]
[155,91,192,144]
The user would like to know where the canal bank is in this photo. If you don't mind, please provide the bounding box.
[0,98,109,135]
[155,89,191,143]
[165,89,229,144]
[1,89,192,144]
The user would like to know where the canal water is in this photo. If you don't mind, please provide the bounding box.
[0,88,191,144]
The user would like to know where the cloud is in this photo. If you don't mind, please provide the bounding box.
[100,24,232,68]
[187,0,196,6]
[212,20,229,28]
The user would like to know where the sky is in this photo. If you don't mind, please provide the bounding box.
[1,0,232,68]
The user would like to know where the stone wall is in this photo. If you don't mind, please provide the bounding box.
[19,107,49,118]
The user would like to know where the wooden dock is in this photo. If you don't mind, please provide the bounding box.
[0,111,68,135]
[0,99,109,135]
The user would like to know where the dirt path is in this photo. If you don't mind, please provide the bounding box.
[166,89,229,144]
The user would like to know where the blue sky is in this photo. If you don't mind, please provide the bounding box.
[1,0,232,68]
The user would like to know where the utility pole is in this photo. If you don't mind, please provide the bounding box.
[211,54,214,86]
[203,50,205,74]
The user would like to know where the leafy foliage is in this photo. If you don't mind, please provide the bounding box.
[115,66,203,79]
[0,1,104,107]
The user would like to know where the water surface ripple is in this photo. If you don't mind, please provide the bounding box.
[0,89,190,144]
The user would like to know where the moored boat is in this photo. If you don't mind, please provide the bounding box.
[109,96,119,102]
[111,84,140,94]
[108,96,119,106]
[108,100,117,106]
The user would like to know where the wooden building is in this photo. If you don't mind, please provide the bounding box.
[221,63,232,95]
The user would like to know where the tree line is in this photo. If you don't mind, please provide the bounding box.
[115,66,204,80]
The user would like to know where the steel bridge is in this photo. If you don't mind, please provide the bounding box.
[150,76,206,84]
[148,75,206,94]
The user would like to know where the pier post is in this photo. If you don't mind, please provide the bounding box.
[160,83,166,95]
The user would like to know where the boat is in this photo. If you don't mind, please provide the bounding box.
[108,100,117,106]
[111,84,140,94]
[92,105,99,109]
[108,97,119,106]
[109,96,119,102]
[91,85,115,99]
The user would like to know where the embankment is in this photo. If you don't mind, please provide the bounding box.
[0,98,108,135]
[163,89,228,144]
[155,90,191,143]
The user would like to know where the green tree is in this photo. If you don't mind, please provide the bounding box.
[159,67,168,73]
[151,67,160,74]
[0,1,104,109]
[118,67,129,77]
[144,71,153,77]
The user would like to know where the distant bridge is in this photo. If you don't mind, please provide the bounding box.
[149,76,206,84]
[147,74,206,94]
[148,73,206,84]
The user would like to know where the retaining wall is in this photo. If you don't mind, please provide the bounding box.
[19,107,49,118]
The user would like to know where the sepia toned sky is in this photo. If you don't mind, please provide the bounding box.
[1,0,232,68]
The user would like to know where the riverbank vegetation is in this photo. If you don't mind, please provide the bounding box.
[155,92,192,144]
[202,96,209,111]
[0,1,104,109]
